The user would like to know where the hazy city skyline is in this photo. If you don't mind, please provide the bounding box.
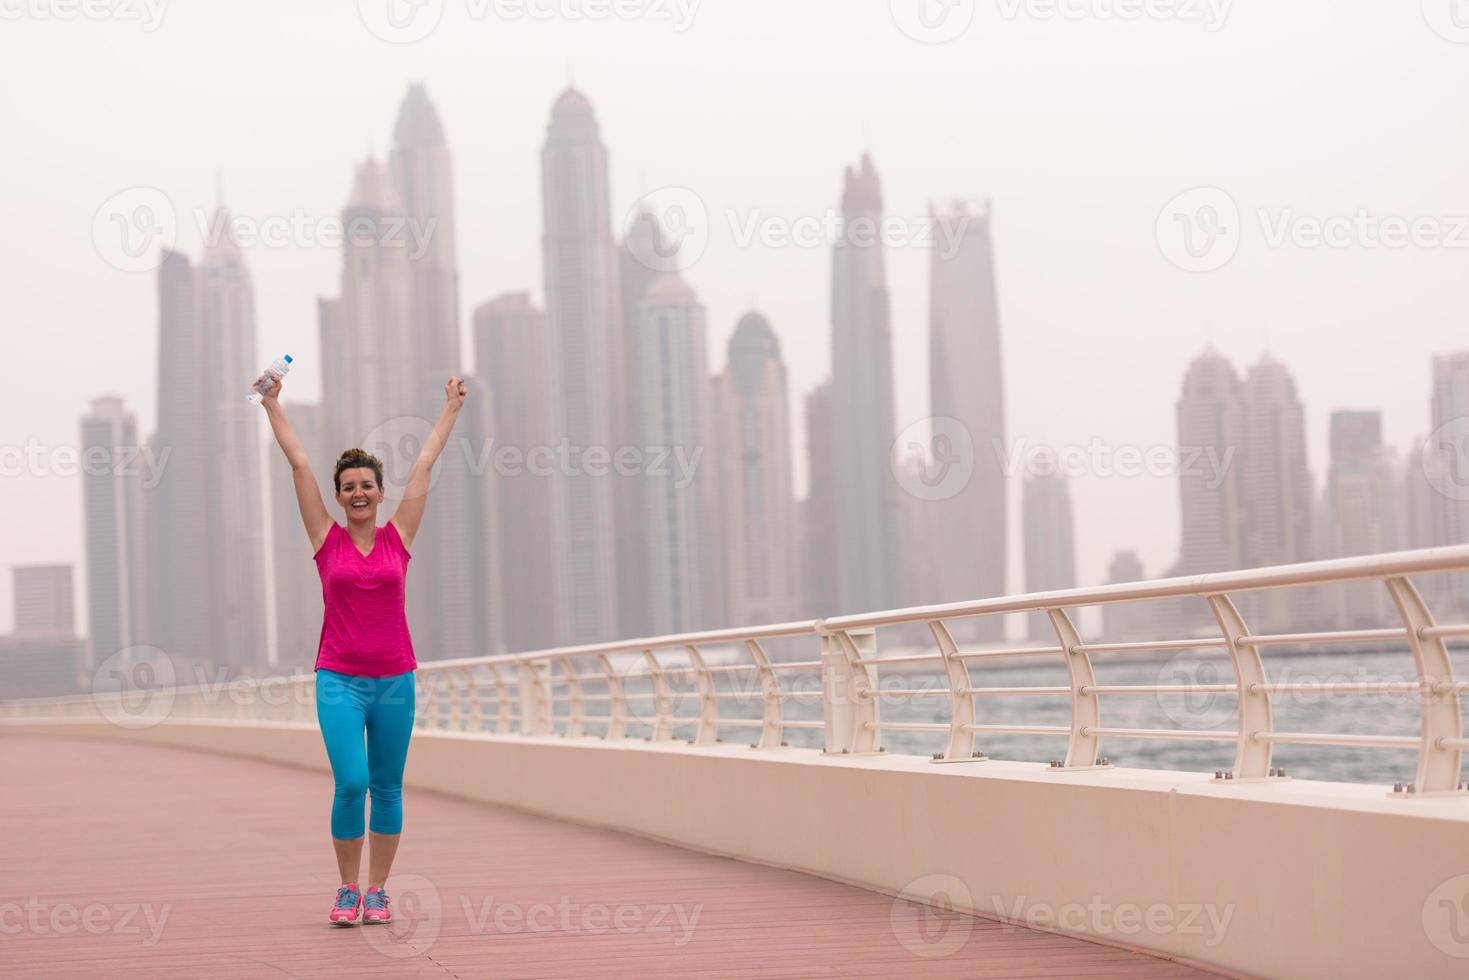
[5,5,1469,638]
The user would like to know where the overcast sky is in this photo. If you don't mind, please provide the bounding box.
[3,1,1468,633]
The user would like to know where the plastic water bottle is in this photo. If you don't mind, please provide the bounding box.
[247,354,294,404]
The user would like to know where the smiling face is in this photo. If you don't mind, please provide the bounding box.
[335,466,384,524]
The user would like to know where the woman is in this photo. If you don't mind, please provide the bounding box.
[258,371,467,926]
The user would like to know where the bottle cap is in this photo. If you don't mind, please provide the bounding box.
[283,354,294,364]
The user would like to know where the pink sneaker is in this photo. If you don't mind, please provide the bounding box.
[363,886,392,924]
[329,883,363,926]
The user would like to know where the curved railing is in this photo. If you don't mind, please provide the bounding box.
[5,545,1468,794]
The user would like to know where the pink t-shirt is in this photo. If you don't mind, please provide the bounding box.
[313,521,417,677]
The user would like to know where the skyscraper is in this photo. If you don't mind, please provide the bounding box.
[541,88,621,643]
[389,83,462,382]
[1428,350,1469,609]
[147,249,214,672]
[615,211,667,639]
[1174,349,1245,576]
[1021,471,1077,641]
[829,154,899,614]
[630,273,716,634]
[197,214,268,673]
[2,568,83,699]
[80,396,148,669]
[1102,550,1154,641]
[712,312,800,626]
[415,375,504,661]
[319,157,417,455]
[1239,356,1314,570]
[1326,411,1396,556]
[475,293,561,652]
[12,565,74,635]
[1324,410,1397,626]
[927,200,1007,636]
[1238,356,1315,631]
[802,382,839,618]
[1403,442,1439,551]
[143,219,270,677]
[389,85,500,665]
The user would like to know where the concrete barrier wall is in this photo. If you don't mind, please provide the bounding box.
[8,719,1469,980]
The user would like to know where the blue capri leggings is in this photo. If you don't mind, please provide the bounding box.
[315,669,416,840]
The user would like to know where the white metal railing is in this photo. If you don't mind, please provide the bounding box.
[4,545,1468,794]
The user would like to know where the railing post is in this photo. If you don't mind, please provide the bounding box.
[929,619,979,762]
[1050,608,1100,768]
[643,650,675,742]
[414,670,435,730]
[1385,576,1464,793]
[448,668,467,733]
[745,639,784,749]
[486,663,515,734]
[1208,593,1273,780]
[518,662,551,735]
[461,666,482,734]
[559,657,585,738]
[822,627,880,755]
[598,653,627,740]
[685,644,718,744]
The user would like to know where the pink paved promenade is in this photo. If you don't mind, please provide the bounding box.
[2,735,1218,978]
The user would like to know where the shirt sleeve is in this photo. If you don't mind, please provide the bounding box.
[313,522,339,563]
[386,519,412,561]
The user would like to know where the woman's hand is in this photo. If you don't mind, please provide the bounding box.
[445,376,467,411]
[256,373,283,405]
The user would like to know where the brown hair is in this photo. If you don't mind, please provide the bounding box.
[334,448,384,493]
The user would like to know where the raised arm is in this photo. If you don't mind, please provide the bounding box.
[390,376,467,552]
[257,374,334,554]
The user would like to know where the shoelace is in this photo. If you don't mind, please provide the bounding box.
[364,889,390,910]
[335,886,361,910]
